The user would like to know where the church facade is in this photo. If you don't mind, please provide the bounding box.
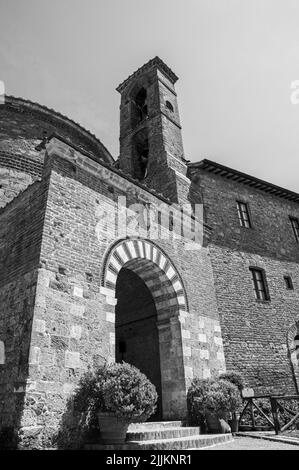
[0,57,299,448]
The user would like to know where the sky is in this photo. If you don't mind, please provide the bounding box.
[1,0,299,192]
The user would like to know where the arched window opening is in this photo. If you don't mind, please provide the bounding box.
[165,100,174,112]
[133,87,148,125]
[133,129,149,180]
[295,334,299,350]
[136,138,149,180]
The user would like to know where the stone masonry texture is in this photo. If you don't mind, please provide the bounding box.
[0,57,298,448]
[194,170,299,394]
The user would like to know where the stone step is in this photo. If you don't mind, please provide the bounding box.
[127,426,201,441]
[85,433,233,450]
[128,421,184,431]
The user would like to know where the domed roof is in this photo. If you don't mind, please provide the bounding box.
[0,95,114,165]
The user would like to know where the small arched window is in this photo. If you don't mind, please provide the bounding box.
[295,334,299,350]
[166,100,174,112]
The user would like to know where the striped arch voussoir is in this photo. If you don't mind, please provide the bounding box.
[102,239,188,312]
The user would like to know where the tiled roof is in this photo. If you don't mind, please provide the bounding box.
[116,56,178,93]
[188,159,299,203]
[3,95,114,165]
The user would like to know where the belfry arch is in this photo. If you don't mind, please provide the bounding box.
[101,238,190,419]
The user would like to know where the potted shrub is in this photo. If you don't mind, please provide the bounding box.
[187,378,241,434]
[73,362,158,444]
[219,371,245,393]
[187,377,211,432]
[219,371,244,433]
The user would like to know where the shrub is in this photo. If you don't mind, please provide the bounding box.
[219,371,245,393]
[73,364,108,424]
[73,362,158,424]
[187,378,241,425]
[187,378,211,427]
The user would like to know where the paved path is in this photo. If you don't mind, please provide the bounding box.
[203,436,299,450]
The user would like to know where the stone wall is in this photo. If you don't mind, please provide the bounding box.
[0,134,227,447]
[12,140,225,447]
[196,170,299,394]
[0,179,48,447]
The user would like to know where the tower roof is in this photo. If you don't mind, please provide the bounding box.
[116,56,178,93]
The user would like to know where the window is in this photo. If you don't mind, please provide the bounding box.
[134,87,148,124]
[237,201,251,228]
[290,217,299,242]
[249,268,270,301]
[165,100,174,112]
[133,128,149,180]
[284,275,294,290]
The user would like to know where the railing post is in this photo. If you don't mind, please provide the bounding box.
[249,398,256,430]
[270,397,281,435]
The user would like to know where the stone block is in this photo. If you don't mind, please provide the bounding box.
[0,341,5,364]
[63,383,74,394]
[183,346,191,357]
[70,325,82,340]
[203,368,211,379]
[185,366,193,378]
[70,304,85,317]
[109,332,115,345]
[30,346,41,365]
[72,285,83,297]
[106,312,115,323]
[214,336,223,346]
[34,319,46,334]
[65,351,81,369]
[199,349,209,360]
[198,333,207,343]
[182,329,191,339]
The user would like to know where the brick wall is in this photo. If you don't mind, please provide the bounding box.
[12,144,225,447]
[197,170,299,393]
[0,150,43,208]
[0,103,110,161]
[0,100,113,208]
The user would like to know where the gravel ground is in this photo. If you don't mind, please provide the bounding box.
[203,436,299,450]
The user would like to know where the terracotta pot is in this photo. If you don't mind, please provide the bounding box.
[97,412,129,444]
[205,412,222,433]
[205,411,231,434]
[228,413,239,433]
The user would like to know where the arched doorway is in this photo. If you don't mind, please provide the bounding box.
[101,238,190,419]
[115,267,163,419]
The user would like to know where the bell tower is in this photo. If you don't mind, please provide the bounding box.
[116,57,189,203]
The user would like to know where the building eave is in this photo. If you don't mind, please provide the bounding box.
[188,159,299,203]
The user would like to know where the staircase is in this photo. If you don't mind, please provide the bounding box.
[85,421,233,450]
